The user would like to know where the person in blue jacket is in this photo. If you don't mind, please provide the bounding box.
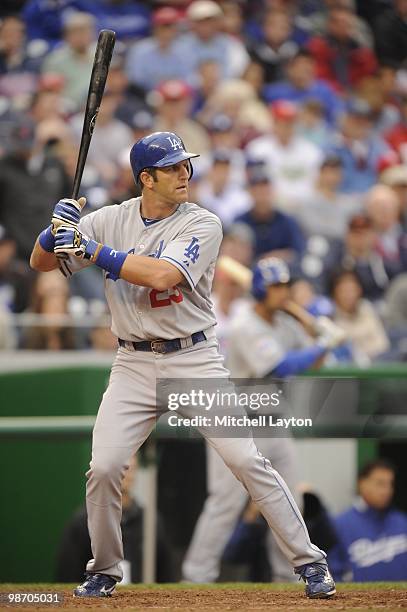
[328,459,407,581]
[233,164,306,261]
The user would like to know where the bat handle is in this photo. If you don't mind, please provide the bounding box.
[71,174,81,200]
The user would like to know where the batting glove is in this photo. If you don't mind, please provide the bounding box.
[54,225,99,260]
[54,225,128,279]
[51,197,87,236]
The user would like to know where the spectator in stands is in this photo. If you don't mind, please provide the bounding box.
[373,0,407,66]
[0,118,70,260]
[385,94,407,164]
[330,269,390,360]
[244,0,309,47]
[297,155,361,240]
[201,113,246,187]
[365,184,407,270]
[263,49,343,125]
[55,455,174,582]
[125,7,189,93]
[21,269,76,350]
[196,149,250,228]
[233,164,306,261]
[41,12,96,110]
[0,15,44,75]
[192,59,222,117]
[106,57,150,130]
[329,459,407,581]
[202,79,271,141]
[380,164,407,230]
[319,215,398,301]
[328,99,393,194]
[178,0,249,80]
[246,100,322,213]
[153,79,211,154]
[219,222,255,268]
[23,0,91,48]
[247,9,299,84]
[355,73,401,138]
[219,0,245,39]
[25,0,150,46]
[307,4,377,93]
[205,112,238,148]
[0,15,45,102]
[29,89,67,123]
[294,0,374,48]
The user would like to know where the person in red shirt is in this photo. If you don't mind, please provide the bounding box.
[307,5,377,93]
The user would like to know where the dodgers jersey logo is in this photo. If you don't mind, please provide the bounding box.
[183,237,200,267]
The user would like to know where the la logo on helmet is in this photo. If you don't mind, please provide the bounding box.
[167,136,183,151]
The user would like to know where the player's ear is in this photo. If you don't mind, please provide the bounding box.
[139,170,155,190]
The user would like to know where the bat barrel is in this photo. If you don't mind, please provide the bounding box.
[71,29,116,200]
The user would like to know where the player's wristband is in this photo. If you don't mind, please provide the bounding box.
[39,225,55,253]
[86,240,127,280]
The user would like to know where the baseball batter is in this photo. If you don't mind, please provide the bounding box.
[30,132,335,599]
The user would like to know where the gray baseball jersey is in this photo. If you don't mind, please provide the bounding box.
[61,197,222,341]
[227,305,311,377]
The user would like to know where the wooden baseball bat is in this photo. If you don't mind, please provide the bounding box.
[57,30,115,271]
[71,29,116,199]
[216,255,252,290]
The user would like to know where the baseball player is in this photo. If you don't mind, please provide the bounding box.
[30,132,336,599]
[183,258,341,583]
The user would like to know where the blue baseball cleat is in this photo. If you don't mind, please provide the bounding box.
[294,562,336,598]
[73,573,117,598]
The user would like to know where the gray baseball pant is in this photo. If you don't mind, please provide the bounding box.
[85,338,326,580]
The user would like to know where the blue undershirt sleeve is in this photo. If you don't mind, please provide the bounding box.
[271,346,326,377]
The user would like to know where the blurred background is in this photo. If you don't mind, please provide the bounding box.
[0,0,406,586]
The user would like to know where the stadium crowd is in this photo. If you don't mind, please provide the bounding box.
[0,0,406,360]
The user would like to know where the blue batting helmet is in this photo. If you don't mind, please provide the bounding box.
[130,131,199,183]
[251,257,290,301]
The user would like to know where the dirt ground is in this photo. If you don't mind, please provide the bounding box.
[1,587,406,612]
